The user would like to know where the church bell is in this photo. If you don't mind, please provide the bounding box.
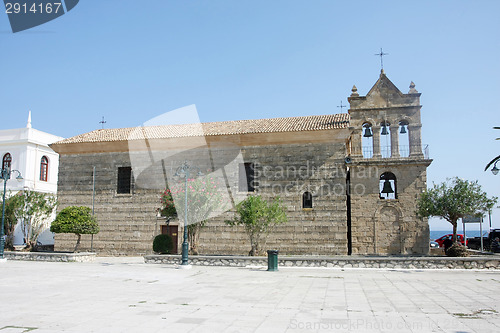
[400,125,407,134]
[363,127,373,137]
[381,179,394,194]
[381,125,389,135]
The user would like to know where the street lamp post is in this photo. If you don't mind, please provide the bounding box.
[174,162,202,266]
[491,160,499,175]
[1,167,23,259]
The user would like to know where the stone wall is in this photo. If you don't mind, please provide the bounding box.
[5,251,96,262]
[144,254,500,270]
[349,160,430,255]
[55,140,350,256]
[55,152,160,255]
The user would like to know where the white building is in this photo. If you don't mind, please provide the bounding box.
[0,113,63,245]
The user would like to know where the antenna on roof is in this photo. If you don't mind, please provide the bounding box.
[99,116,106,129]
[337,101,347,113]
[374,48,388,72]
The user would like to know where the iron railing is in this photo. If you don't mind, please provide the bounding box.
[359,145,429,159]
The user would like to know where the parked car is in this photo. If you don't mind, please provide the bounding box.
[430,241,439,248]
[467,229,500,251]
[434,234,467,247]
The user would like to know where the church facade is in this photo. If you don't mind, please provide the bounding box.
[50,72,432,256]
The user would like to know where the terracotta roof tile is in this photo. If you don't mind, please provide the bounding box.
[54,113,350,145]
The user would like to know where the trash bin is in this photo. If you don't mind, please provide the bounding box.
[267,250,279,271]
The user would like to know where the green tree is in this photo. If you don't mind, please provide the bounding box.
[161,175,229,255]
[9,190,57,251]
[51,206,99,252]
[1,193,21,250]
[226,195,288,256]
[417,177,497,243]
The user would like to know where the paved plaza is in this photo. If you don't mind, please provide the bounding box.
[1,257,500,333]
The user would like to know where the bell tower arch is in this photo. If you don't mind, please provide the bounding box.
[348,70,424,159]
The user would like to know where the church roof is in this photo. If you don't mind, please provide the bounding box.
[54,113,350,145]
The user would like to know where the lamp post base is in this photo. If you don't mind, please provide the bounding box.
[181,241,189,265]
[0,258,7,263]
[176,264,192,270]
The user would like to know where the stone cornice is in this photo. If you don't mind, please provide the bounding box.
[348,158,433,167]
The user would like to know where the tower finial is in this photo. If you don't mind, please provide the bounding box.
[27,110,32,128]
[351,85,359,97]
[374,48,388,71]
[99,116,107,129]
[408,81,418,93]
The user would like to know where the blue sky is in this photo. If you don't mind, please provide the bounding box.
[1,1,499,231]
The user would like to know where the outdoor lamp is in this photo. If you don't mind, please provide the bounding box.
[1,168,23,259]
[492,164,499,175]
[174,161,203,266]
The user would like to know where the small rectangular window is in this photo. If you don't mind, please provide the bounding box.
[302,192,313,208]
[239,162,255,192]
[117,167,132,194]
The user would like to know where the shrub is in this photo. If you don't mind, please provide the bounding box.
[153,234,173,254]
[446,243,469,257]
[51,206,99,252]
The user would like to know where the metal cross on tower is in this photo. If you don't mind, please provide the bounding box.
[375,48,388,70]
[99,116,106,129]
[337,101,347,112]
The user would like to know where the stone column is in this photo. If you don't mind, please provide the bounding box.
[372,126,381,158]
[351,127,363,157]
[390,125,400,158]
[408,124,423,157]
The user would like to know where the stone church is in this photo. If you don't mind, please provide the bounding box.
[50,71,432,256]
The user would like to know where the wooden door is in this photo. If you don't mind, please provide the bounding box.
[161,225,178,254]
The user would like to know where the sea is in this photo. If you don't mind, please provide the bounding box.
[430,230,487,241]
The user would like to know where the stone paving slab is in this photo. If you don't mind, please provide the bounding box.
[0,257,499,332]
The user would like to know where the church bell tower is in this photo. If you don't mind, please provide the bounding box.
[346,70,432,255]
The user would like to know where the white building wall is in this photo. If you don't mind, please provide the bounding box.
[0,120,63,246]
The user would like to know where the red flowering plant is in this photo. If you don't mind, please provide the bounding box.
[160,188,177,218]
[160,172,230,254]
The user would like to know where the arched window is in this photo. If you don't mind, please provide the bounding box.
[380,121,391,158]
[379,172,397,200]
[302,191,313,208]
[2,153,12,170]
[399,120,410,157]
[362,122,373,158]
[40,156,49,181]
